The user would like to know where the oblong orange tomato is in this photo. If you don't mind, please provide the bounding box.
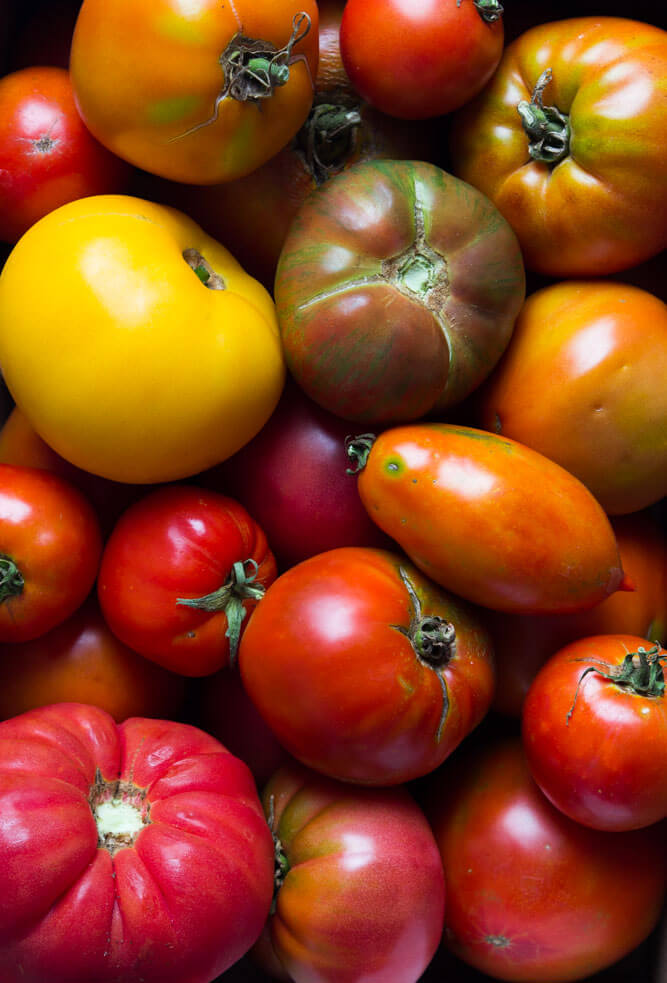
[349,424,630,614]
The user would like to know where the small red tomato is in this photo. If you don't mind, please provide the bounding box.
[0,464,102,642]
[98,485,277,676]
[0,66,131,243]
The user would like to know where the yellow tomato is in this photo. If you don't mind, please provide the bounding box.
[0,195,285,483]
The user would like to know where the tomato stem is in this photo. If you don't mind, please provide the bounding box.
[183,248,226,290]
[266,794,290,913]
[345,433,376,474]
[297,102,362,185]
[566,644,666,724]
[468,0,504,24]
[517,68,570,166]
[0,554,24,603]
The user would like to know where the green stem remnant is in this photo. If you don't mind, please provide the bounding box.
[517,68,571,166]
[298,102,362,184]
[566,643,666,724]
[183,248,226,289]
[345,433,377,474]
[466,0,504,24]
[0,555,24,603]
[266,794,290,914]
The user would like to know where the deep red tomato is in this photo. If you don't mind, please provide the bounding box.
[0,66,131,243]
[257,760,446,983]
[339,0,504,119]
[0,702,274,983]
[98,485,277,676]
[427,739,666,981]
[0,596,186,723]
[522,634,667,832]
[239,546,494,785]
[0,463,102,642]
[350,424,631,614]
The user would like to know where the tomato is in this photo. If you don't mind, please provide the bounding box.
[239,546,494,785]
[274,159,525,423]
[0,66,131,244]
[476,280,667,515]
[427,739,666,982]
[522,635,667,832]
[98,485,277,676]
[258,760,446,983]
[203,380,392,571]
[450,17,667,276]
[0,702,274,983]
[0,194,285,483]
[0,464,102,642]
[69,0,319,184]
[0,596,186,723]
[339,0,504,120]
[349,423,631,614]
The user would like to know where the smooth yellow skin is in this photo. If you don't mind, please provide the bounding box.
[0,195,285,483]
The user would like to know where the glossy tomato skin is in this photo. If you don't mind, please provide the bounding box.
[239,547,494,785]
[477,281,667,515]
[204,380,392,571]
[339,0,504,120]
[450,18,667,275]
[0,66,131,243]
[0,464,102,642]
[0,597,187,723]
[259,761,446,983]
[427,739,666,982]
[98,485,277,677]
[522,635,667,832]
[0,703,274,983]
[70,0,319,184]
[275,159,525,423]
[354,424,628,615]
[488,511,667,717]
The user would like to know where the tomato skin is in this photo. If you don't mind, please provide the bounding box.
[427,739,666,982]
[0,703,274,983]
[477,281,667,515]
[522,635,667,832]
[354,424,627,614]
[0,464,102,642]
[0,597,186,723]
[339,0,504,120]
[260,761,446,983]
[239,547,494,785]
[70,0,319,184]
[98,485,277,677]
[450,17,667,275]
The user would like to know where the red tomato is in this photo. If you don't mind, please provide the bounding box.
[339,0,504,119]
[0,66,131,243]
[350,424,631,614]
[0,702,274,983]
[203,380,392,571]
[0,597,186,723]
[522,635,667,832]
[427,739,666,981]
[259,761,446,983]
[239,547,494,785]
[98,485,277,676]
[0,464,102,642]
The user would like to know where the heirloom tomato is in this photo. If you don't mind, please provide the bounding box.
[450,17,667,275]
[477,281,667,515]
[98,485,277,676]
[339,0,504,119]
[275,159,525,424]
[0,703,274,983]
[522,634,667,832]
[0,464,102,643]
[70,0,319,184]
[239,546,494,786]
[427,739,666,982]
[0,597,186,723]
[0,195,285,483]
[0,66,131,243]
[257,761,446,983]
[348,424,630,614]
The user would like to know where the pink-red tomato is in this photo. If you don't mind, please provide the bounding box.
[98,485,277,676]
[339,0,504,119]
[0,66,131,243]
[0,463,102,642]
[0,702,274,983]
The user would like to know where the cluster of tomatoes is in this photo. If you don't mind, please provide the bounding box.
[0,1,665,982]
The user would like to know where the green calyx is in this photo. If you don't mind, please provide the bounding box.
[517,68,571,166]
[566,644,666,724]
[0,555,24,603]
[220,11,311,104]
[345,433,376,474]
[465,0,504,24]
[266,794,290,914]
[298,102,362,185]
[176,559,265,667]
